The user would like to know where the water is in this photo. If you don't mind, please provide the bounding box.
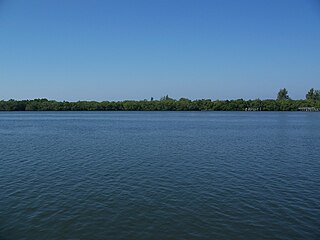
[0,112,319,239]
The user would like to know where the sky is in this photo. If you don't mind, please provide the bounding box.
[0,0,320,101]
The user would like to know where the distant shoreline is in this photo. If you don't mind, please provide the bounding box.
[0,98,319,111]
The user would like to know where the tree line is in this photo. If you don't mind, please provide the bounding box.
[0,88,319,111]
[277,88,320,101]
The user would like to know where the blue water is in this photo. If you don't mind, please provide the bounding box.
[0,112,319,239]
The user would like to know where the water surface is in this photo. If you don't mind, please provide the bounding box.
[0,112,319,239]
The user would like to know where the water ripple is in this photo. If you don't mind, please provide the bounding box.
[1,112,320,239]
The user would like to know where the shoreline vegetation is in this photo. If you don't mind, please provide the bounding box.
[1,89,320,111]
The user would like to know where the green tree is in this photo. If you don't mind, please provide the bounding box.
[160,95,173,101]
[316,90,320,100]
[277,88,290,100]
[306,88,320,100]
[306,88,315,100]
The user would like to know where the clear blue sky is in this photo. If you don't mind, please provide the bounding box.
[0,0,319,101]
